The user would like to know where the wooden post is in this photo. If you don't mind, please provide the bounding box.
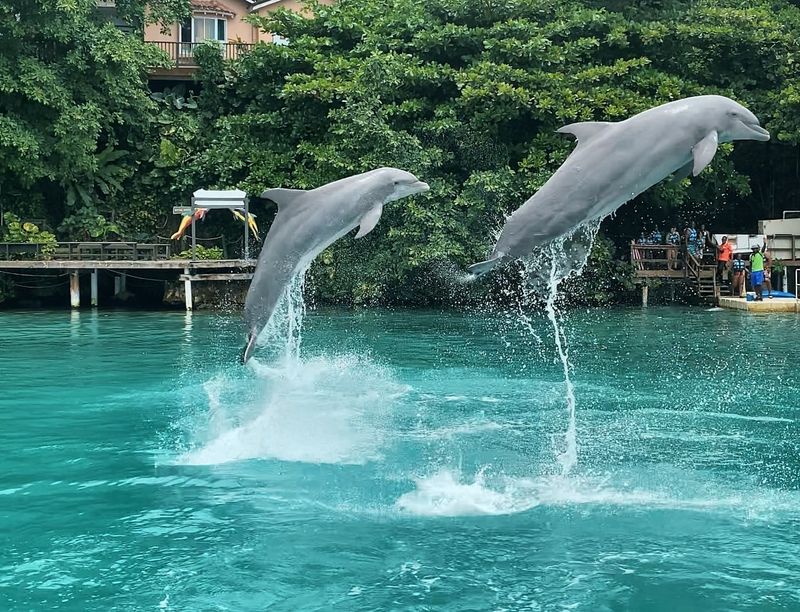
[244,196,250,260]
[90,269,98,307]
[70,271,80,308]
[184,267,193,311]
[642,284,649,308]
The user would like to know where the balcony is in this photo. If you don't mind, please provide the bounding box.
[147,41,255,79]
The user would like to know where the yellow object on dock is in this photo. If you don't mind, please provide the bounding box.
[718,296,800,313]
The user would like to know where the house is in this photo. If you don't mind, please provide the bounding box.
[144,0,332,79]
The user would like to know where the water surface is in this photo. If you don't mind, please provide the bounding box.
[1,307,798,611]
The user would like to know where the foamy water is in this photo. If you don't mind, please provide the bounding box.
[181,354,408,465]
[4,310,799,610]
[395,468,800,519]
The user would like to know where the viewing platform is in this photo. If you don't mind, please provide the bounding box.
[718,296,800,313]
[631,244,723,305]
[631,227,800,309]
[0,241,255,311]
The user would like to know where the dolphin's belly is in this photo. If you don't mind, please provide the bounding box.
[244,214,360,331]
[495,138,690,258]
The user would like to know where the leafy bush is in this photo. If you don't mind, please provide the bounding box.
[2,213,58,259]
[172,245,224,260]
[58,208,121,241]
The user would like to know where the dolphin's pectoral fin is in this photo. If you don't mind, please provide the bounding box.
[556,121,614,144]
[467,256,504,278]
[669,160,694,184]
[691,130,719,176]
[260,188,308,210]
[355,204,383,239]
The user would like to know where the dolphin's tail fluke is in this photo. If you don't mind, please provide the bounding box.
[466,256,503,279]
[240,332,258,365]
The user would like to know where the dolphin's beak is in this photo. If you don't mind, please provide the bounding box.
[745,123,770,141]
[414,181,430,194]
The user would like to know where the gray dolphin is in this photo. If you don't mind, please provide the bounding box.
[468,95,770,276]
[241,167,429,363]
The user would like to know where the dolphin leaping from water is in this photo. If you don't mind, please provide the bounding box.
[468,95,770,277]
[241,168,430,364]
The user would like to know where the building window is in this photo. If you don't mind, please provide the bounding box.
[193,17,226,42]
[180,16,227,44]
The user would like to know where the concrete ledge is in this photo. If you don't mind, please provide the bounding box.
[719,296,800,312]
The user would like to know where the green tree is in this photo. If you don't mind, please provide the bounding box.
[185,0,799,305]
[0,0,189,238]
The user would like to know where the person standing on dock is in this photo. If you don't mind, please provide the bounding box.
[685,222,699,259]
[731,254,746,297]
[666,226,681,270]
[762,241,773,299]
[698,224,711,263]
[715,236,733,281]
[749,245,765,301]
[650,227,663,267]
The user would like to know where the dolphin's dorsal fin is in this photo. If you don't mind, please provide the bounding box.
[260,188,307,210]
[556,121,614,144]
[355,204,383,239]
[692,130,719,176]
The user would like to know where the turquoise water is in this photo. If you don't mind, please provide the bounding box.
[1,307,799,611]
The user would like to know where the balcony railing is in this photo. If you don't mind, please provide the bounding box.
[148,41,255,68]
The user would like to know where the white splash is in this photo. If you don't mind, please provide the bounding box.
[180,354,408,465]
[252,270,308,365]
[395,468,800,519]
[520,222,600,475]
[396,469,540,516]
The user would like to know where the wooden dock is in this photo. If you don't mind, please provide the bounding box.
[718,296,800,313]
[0,241,255,310]
[631,244,723,305]
[632,242,800,303]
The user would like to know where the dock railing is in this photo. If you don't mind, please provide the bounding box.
[630,244,683,276]
[0,241,171,261]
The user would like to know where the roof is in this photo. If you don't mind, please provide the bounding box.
[248,0,286,11]
[190,0,236,17]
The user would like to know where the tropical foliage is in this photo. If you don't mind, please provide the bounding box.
[2,0,800,305]
[1,213,57,259]
[0,0,187,237]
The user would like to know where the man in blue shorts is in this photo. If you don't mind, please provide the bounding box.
[749,245,765,301]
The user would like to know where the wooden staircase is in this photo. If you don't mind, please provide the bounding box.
[630,245,737,304]
[696,267,717,299]
[687,254,733,302]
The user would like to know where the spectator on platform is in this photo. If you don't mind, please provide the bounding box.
[731,254,746,297]
[715,236,733,280]
[649,227,663,266]
[749,245,765,301]
[685,222,699,258]
[762,241,773,298]
[698,224,710,262]
[650,227,662,244]
[666,226,681,270]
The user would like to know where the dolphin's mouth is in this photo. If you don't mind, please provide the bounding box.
[744,122,770,141]
[414,181,430,193]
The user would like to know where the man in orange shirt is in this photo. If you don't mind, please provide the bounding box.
[716,235,733,281]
